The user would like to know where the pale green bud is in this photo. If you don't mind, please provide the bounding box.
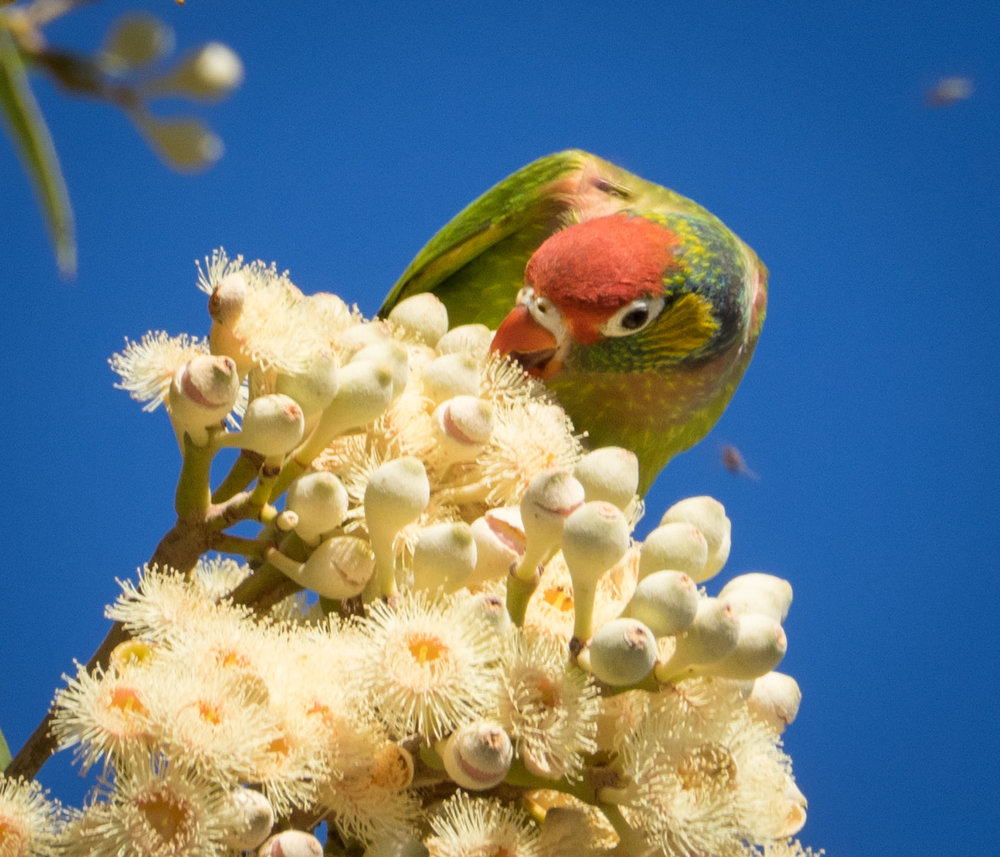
[515,470,585,582]
[387,293,449,346]
[626,570,699,637]
[168,354,240,445]
[149,42,244,101]
[654,597,741,682]
[286,472,349,545]
[218,393,304,457]
[135,113,223,173]
[420,352,481,403]
[468,507,524,586]
[435,323,493,356]
[432,396,494,463]
[350,340,409,398]
[411,522,477,592]
[299,535,375,599]
[101,13,174,70]
[573,447,639,510]
[258,830,323,857]
[693,613,787,680]
[365,458,430,597]
[718,572,793,622]
[748,671,801,733]
[583,617,657,685]
[221,787,273,851]
[659,496,731,581]
[561,501,630,642]
[638,521,709,580]
[440,720,513,789]
[274,350,339,424]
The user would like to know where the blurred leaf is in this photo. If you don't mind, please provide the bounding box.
[0,26,76,277]
[0,723,10,771]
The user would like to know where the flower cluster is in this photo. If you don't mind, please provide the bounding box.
[0,250,824,857]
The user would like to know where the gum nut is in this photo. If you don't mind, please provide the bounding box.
[363,832,430,857]
[364,458,430,536]
[435,323,493,357]
[696,613,787,680]
[420,352,481,403]
[432,396,494,461]
[520,470,586,546]
[586,618,658,685]
[258,830,323,857]
[664,597,741,673]
[208,270,247,325]
[659,496,731,579]
[350,340,409,397]
[165,42,244,100]
[573,447,639,510]
[236,393,305,456]
[441,720,513,789]
[561,502,631,588]
[139,114,223,172]
[638,521,709,580]
[469,508,525,584]
[221,787,273,851]
[748,671,801,732]
[411,522,477,592]
[102,13,174,69]
[168,354,240,443]
[627,570,699,637]
[275,350,339,417]
[387,293,449,346]
[286,471,349,543]
[718,572,793,622]
[299,535,375,599]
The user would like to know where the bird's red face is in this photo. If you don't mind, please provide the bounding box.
[491,213,683,378]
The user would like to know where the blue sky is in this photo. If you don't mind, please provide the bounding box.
[2,1,998,854]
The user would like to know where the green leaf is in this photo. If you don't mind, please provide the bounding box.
[0,723,11,771]
[0,26,77,277]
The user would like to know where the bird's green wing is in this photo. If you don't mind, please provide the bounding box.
[380,149,598,328]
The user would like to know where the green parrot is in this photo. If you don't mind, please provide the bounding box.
[380,150,768,493]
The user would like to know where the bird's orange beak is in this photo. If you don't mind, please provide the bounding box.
[490,304,562,380]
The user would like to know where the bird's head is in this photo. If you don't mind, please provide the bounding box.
[491,211,767,380]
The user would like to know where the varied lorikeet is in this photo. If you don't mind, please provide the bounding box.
[380,150,768,492]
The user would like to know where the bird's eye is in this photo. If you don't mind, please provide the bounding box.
[600,297,666,338]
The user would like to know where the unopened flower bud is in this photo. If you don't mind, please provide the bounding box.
[275,350,339,424]
[561,501,630,642]
[411,522,477,592]
[168,354,240,445]
[462,591,512,635]
[638,521,709,581]
[365,458,430,597]
[286,472,349,544]
[350,340,409,399]
[208,271,247,326]
[441,720,513,789]
[218,393,304,457]
[364,832,429,857]
[573,447,639,510]
[583,617,657,686]
[269,535,374,600]
[257,829,323,857]
[435,323,492,356]
[468,507,524,586]
[387,293,449,346]
[150,42,244,101]
[626,570,699,637]
[693,613,787,680]
[136,113,223,173]
[718,572,793,622]
[659,496,731,581]
[221,787,274,851]
[420,353,480,402]
[655,597,740,682]
[515,470,585,582]
[431,396,494,464]
[748,671,801,733]
[101,13,174,70]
